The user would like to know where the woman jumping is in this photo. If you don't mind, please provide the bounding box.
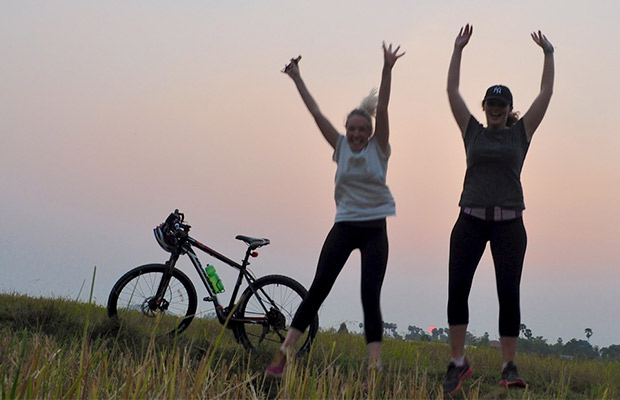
[443,24,555,394]
[266,42,404,388]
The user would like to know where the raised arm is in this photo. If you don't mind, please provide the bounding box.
[447,24,473,137]
[374,42,405,155]
[282,57,339,149]
[522,31,555,141]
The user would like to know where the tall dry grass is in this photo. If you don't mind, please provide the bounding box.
[1,292,619,399]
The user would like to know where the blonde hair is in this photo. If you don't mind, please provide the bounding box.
[346,88,378,133]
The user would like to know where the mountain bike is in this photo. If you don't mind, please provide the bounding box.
[107,209,318,355]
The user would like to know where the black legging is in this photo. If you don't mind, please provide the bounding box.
[291,219,389,343]
[447,212,527,337]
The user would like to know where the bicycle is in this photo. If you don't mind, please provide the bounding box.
[107,209,318,355]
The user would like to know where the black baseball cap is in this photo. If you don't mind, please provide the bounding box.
[483,85,513,107]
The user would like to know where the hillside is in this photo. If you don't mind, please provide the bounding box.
[1,293,618,399]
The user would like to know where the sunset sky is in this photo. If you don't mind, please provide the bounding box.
[2,1,620,347]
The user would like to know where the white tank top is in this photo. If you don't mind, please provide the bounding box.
[333,135,396,222]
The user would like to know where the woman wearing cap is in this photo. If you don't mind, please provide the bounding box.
[443,24,554,394]
[265,42,404,386]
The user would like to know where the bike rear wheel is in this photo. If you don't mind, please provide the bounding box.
[234,274,318,356]
[107,263,197,337]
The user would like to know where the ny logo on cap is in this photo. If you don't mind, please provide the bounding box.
[493,86,503,94]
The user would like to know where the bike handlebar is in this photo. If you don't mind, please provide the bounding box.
[165,209,191,240]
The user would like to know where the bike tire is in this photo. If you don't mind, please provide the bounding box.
[107,263,198,337]
[233,274,318,356]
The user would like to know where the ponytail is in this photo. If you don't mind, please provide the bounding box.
[506,111,520,127]
[345,88,377,132]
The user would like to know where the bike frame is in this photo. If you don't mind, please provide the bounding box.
[158,234,273,326]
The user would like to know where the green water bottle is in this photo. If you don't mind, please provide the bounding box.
[205,264,225,293]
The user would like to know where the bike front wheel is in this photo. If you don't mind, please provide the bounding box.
[233,274,318,356]
[107,263,198,337]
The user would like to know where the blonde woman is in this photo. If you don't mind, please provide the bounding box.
[267,43,404,386]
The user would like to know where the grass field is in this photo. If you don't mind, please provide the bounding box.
[1,292,619,399]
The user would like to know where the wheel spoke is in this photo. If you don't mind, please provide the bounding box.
[234,275,317,356]
[107,264,197,337]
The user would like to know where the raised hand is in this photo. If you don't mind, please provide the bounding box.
[282,55,302,78]
[382,42,405,69]
[454,24,473,50]
[531,30,554,54]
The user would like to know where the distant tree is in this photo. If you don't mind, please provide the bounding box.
[383,322,402,339]
[551,337,564,355]
[518,335,553,356]
[585,328,593,341]
[480,332,490,346]
[464,331,477,345]
[464,331,489,346]
[563,338,599,359]
[434,327,449,343]
[601,344,620,361]
[405,325,424,341]
[520,323,532,340]
[338,322,348,334]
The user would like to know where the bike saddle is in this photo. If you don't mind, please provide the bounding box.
[235,235,270,249]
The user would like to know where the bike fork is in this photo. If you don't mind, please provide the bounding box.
[150,254,179,310]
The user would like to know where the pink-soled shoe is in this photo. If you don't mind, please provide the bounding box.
[362,364,383,391]
[443,357,473,395]
[265,349,286,378]
[499,361,527,388]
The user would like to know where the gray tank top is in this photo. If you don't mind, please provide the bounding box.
[458,116,530,210]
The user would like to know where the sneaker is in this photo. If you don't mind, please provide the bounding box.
[443,358,473,395]
[499,361,526,388]
[265,349,286,378]
[362,364,383,391]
